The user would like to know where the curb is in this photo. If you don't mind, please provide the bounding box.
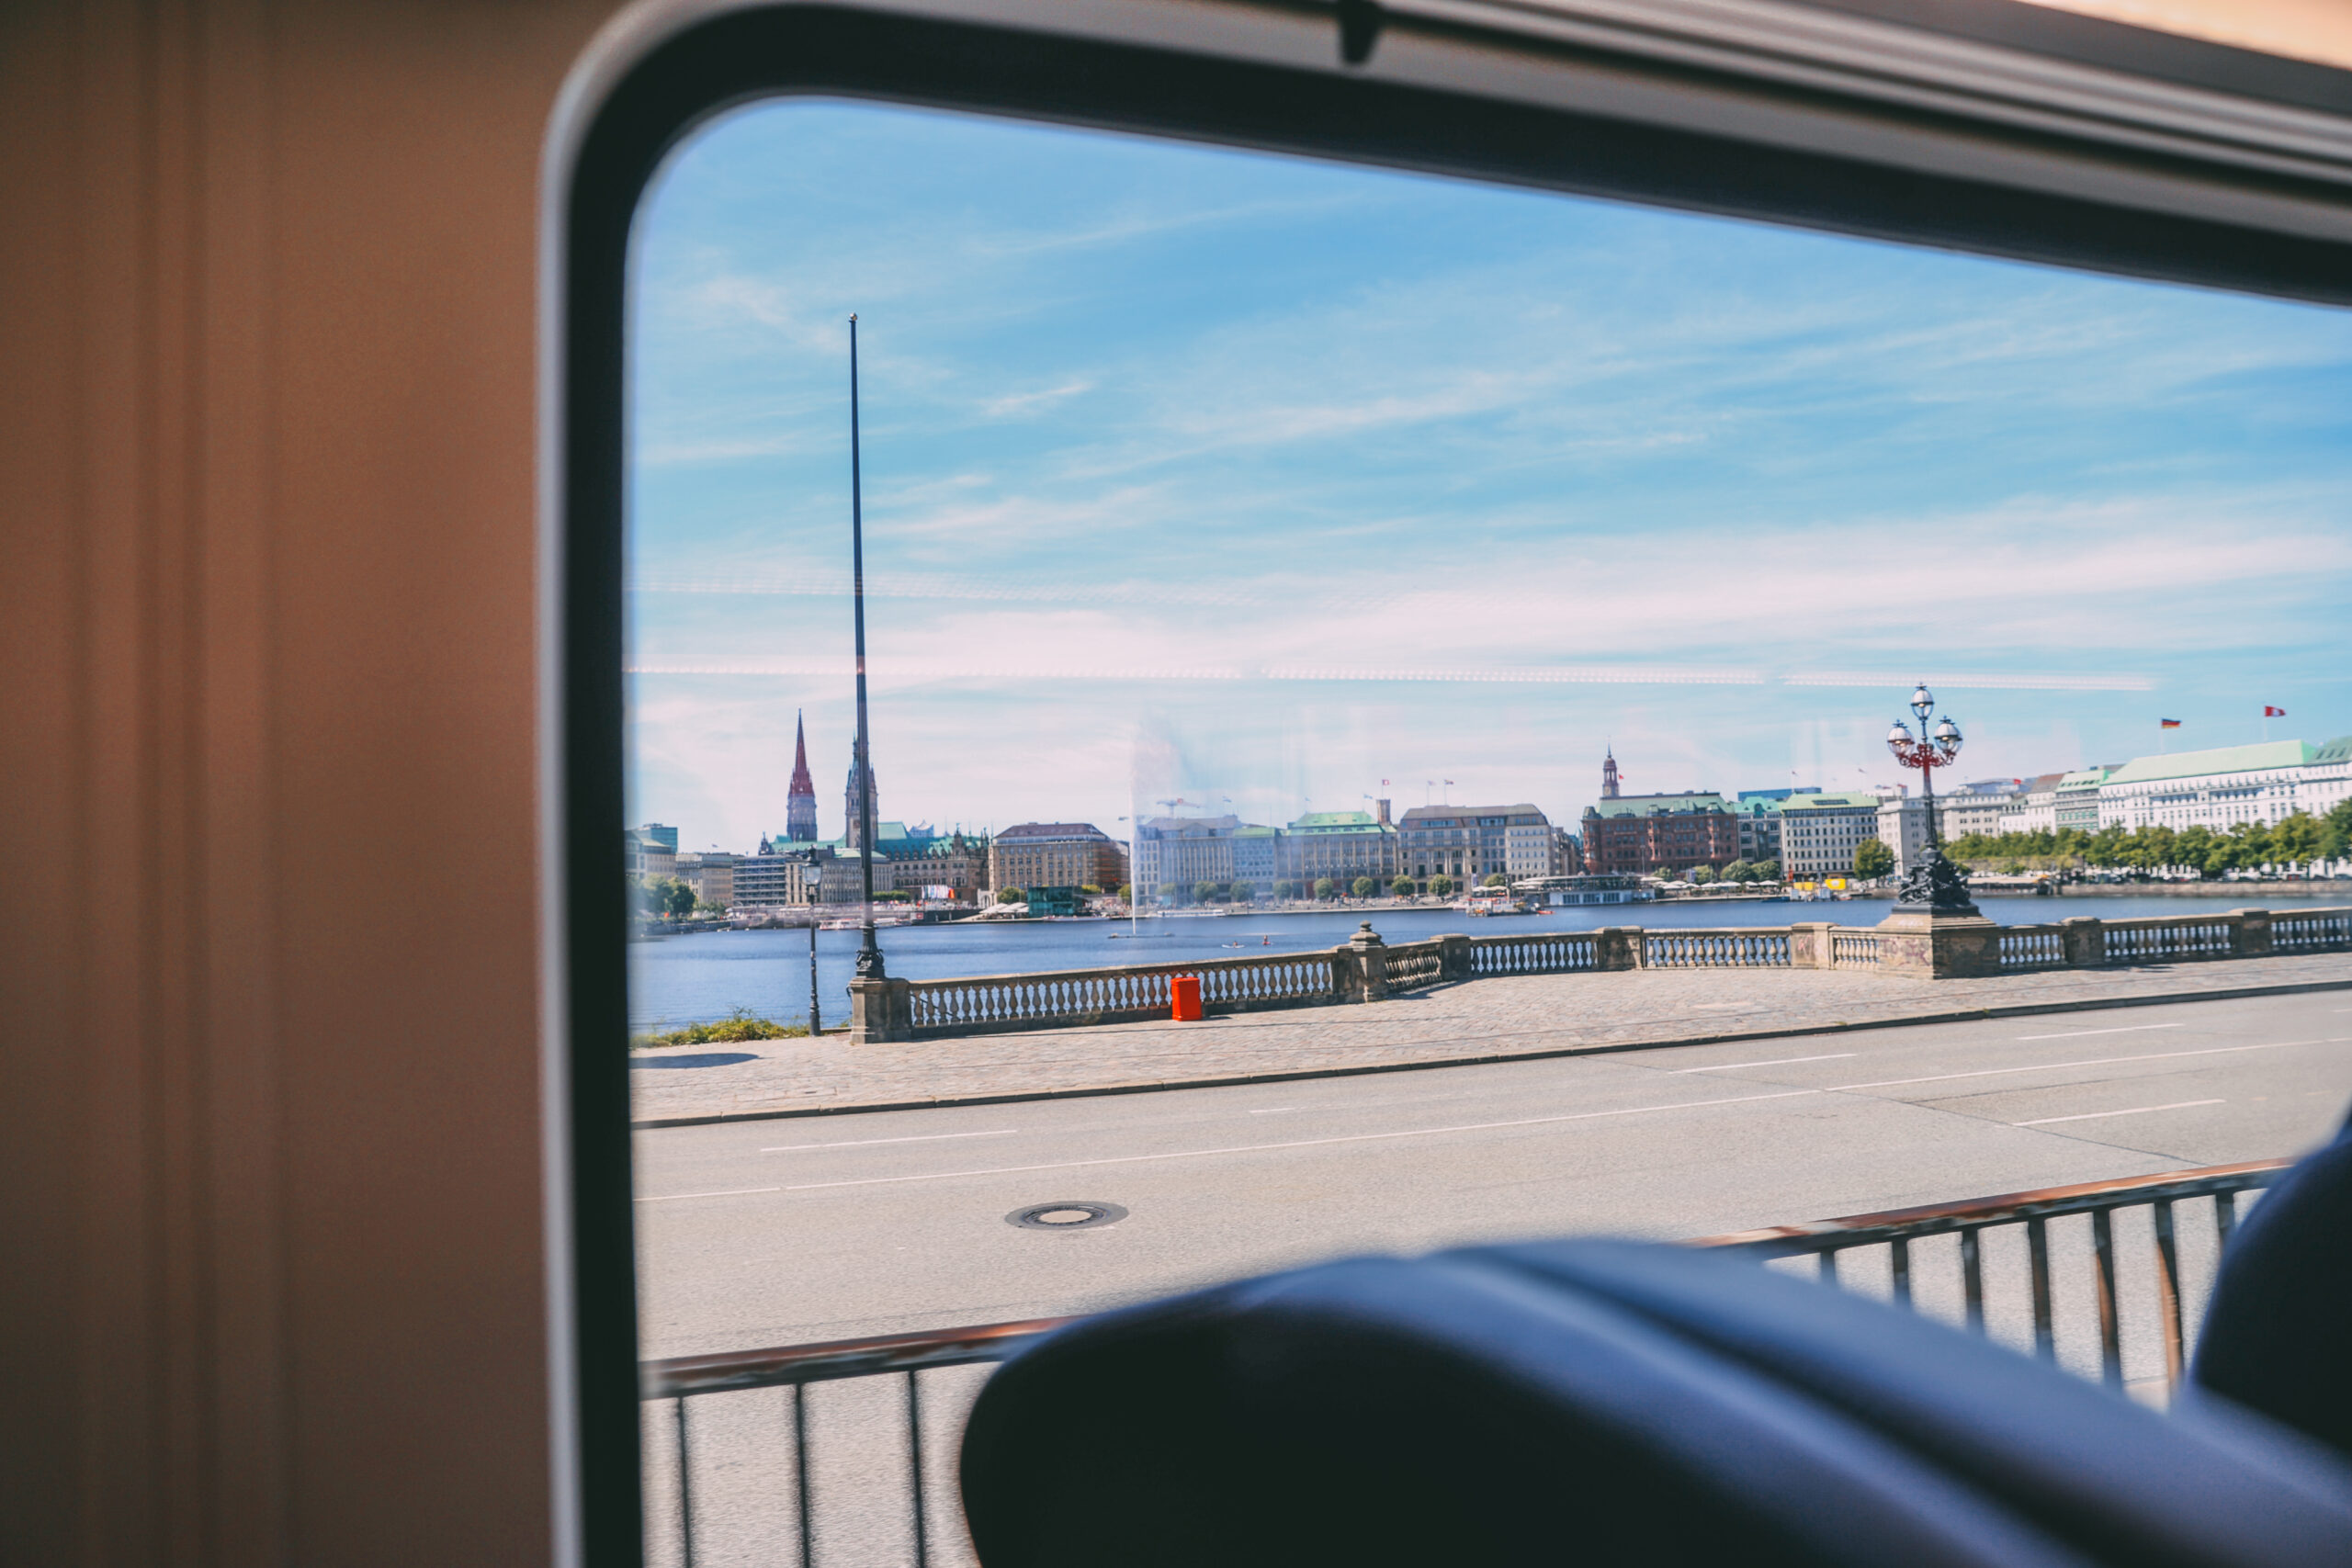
[628,975,2352,1130]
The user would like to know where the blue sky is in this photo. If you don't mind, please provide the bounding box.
[626,100,2352,853]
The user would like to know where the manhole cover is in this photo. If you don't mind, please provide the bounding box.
[1007,1201,1127,1231]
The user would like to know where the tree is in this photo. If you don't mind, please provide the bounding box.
[1156,882,1180,904]
[2326,799,2352,861]
[1115,884,1133,901]
[1314,877,1335,900]
[1689,865,1715,886]
[1851,840,1895,879]
[997,886,1027,904]
[1754,859,1781,883]
[1229,881,1256,903]
[1429,874,1453,898]
[1392,876,1416,897]
[1194,880,1219,906]
[1272,879,1295,900]
[1722,859,1754,884]
[1078,884,1103,897]
[1351,876,1376,898]
[1482,873,1507,888]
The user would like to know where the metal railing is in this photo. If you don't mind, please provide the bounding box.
[639,1159,2292,1565]
[1693,1157,2290,1388]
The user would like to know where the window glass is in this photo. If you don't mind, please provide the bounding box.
[627,99,2352,1563]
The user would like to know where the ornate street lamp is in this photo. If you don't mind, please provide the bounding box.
[1884,682,1979,915]
[848,314,885,981]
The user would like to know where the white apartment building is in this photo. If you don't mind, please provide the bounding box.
[1780,793,1883,878]
[2099,738,2352,833]
[1877,795,1934,874]
[1935,780,2024,840]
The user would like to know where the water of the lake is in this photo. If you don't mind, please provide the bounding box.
[627,892,2334,1033]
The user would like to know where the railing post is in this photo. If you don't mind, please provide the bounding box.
[2229,908,2272,957]
[1591,927,1641,971]
[849,976,912,1043]
[1438,931,1473,981]
[2060,916,2105,968]
[1788,921,1832,968]
[1345,922,1387,1002]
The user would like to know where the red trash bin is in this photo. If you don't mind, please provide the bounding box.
[1170,975,1203,1021]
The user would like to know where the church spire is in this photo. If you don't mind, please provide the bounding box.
[1601,746,1620,800]
[786,710,819,841]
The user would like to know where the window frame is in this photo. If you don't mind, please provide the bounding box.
[542,2,2352,1559]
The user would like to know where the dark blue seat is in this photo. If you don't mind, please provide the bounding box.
[2190,1122,2352,1462]
[962,1238,2352,1567]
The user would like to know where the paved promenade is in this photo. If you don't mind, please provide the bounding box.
[628,951,2352,1125]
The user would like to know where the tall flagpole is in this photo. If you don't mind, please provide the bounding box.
[850,315,886,980]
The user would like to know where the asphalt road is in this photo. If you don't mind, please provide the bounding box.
[631,989,2352,1568]
[634,987,2352,1358]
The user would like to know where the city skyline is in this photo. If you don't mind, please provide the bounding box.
[626,101,2352,852]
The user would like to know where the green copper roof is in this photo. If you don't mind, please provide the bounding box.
[1289,810,1384,831]
[1781,793,1881,811]
[2055,769,2110,792]
[2312,734,2352,764]
[1585,792,1729,818]
[2104,740,2313,786]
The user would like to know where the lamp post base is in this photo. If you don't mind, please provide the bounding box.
[1873,908,1999,978]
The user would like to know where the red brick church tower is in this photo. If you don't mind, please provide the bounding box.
[785,710,820,842]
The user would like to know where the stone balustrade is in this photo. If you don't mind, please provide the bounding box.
[842,907,2352,1043]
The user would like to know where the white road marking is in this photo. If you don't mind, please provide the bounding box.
[770,1089,1823,1193]
[640,1038,2348,1204]
[637,1186,783,1203]
[2015,1023,2186,1041]
[2014,1100,2224,1127]
[1673,1053,1855,1074]
[1828,1039,2326,1093]
[1247,1108,1298,1115]
[761,1129,1017,1153]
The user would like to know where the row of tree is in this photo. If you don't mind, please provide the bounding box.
[1943,804,2352,879]
[1153,875,1498,905]
[1686,859,1786,885]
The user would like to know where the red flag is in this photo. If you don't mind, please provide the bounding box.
[2265,705,2286,717]
[2159,718,2183,728]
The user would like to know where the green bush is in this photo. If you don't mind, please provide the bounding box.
[630,1008,808,1050]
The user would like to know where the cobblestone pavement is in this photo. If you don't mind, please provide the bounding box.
[628,952,2352,1125]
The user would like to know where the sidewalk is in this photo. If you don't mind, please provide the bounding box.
[627,951,2352,1127]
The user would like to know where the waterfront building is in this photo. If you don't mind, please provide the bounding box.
[2098,738,2352,832]
[1935,779,2025,840]
[1280,807,1398,886]
[1996,773,2066,836]
[1876,792,1934,874]
[785,712,820,842]
[1135,815,1245,896]
[989,823,1127,895]
[1778,792,1883,878]
[625,828,676,879]
[1399,804,1556,884]
[1733,788,1812,863]
[732,850,820,907]
[1579,793,1736,877]
[1551,828,1583,874]
[673,851,734,908]
[2053,768,2113,833]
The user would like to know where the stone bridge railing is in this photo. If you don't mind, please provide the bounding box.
[843,908,2350,1043]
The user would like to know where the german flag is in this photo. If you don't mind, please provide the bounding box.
[2160,718,2183,728]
